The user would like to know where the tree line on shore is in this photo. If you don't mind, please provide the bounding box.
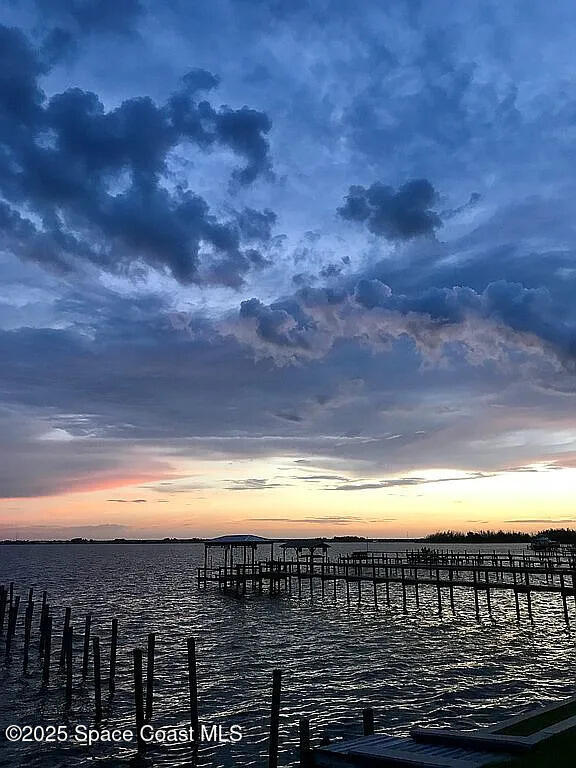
[424,528,576,543]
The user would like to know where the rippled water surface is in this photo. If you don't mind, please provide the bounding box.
[1,542,575,767]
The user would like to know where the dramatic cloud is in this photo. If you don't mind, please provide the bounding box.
[338,179,442,240]
[0,24,275,287]
[230,278,575,369]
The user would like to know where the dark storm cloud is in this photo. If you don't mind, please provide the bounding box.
[0,24,274,286]
[232,273,576,367]
[338,179,441,240]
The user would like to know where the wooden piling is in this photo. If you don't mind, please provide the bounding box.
[525,571,533,623]
[512,569,521,621]
[473,570,480,621]
[299,717,311,768]
[65,626,73,707]
[60,607,71,667]
[132,648,145,752]
[146,632,155,721]
[401,566,407,614]
[39,590,47,630]
[93,636,102,721]
[560,573,569,626]
[485,570,492,616]
[268,669,282,768]
[109,618,118,693]
[362,708,375,736]
[187,637,200,742]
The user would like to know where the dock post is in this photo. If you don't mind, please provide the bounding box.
[82,613,92,680]
[560,574,569,626]
[132,648,145,753]
[60,607,71,667]
[39,590,47,630]
[42,614,52,686]
[268,669,282,768]
[385,565,390,606]
[93,636,102,721]
[512,569,521,622]
[187,637,200,742]
[449,568,455,613]
[473,570,480,621]
[146,632,155,721]
[65,626,73,707]
[485,570,492,616]
[525,571,533,623]
[401,566,407,613]
[345,563,350,606]
[299,717,311,768]
[362,708,375,736]
[109,618,118,693]
[373,563,378,609]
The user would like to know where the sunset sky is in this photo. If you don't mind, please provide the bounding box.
[1,1,576,539]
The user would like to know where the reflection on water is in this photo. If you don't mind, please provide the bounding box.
[1,542,575,768]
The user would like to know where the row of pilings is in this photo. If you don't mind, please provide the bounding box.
[0,581,285,766]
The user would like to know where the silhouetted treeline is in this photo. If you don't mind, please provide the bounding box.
[425,529,533,543]
[537,528,576,544]
[425,528,576,543]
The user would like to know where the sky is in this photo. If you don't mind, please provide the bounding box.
[0,0,575,540]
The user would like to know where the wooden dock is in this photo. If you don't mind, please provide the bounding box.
[197,547,576,624]
[308,695,576,767]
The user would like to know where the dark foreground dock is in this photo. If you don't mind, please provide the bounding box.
[307,696,576,767]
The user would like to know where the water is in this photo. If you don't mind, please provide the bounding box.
[1,542,575,767]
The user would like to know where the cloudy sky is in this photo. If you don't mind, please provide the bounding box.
[1,0,575,539]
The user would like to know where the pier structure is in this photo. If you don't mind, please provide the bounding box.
[197,544,576,624]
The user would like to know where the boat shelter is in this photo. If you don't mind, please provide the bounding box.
[203,534,275,569]
[280,538,330,562]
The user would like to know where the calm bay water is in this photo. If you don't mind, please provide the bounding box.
[1,542,575,767]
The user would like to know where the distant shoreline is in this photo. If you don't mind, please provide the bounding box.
[2,528,575,545]
[0,536,423,545]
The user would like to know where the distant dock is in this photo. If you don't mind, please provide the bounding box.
[198,541,576,625]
